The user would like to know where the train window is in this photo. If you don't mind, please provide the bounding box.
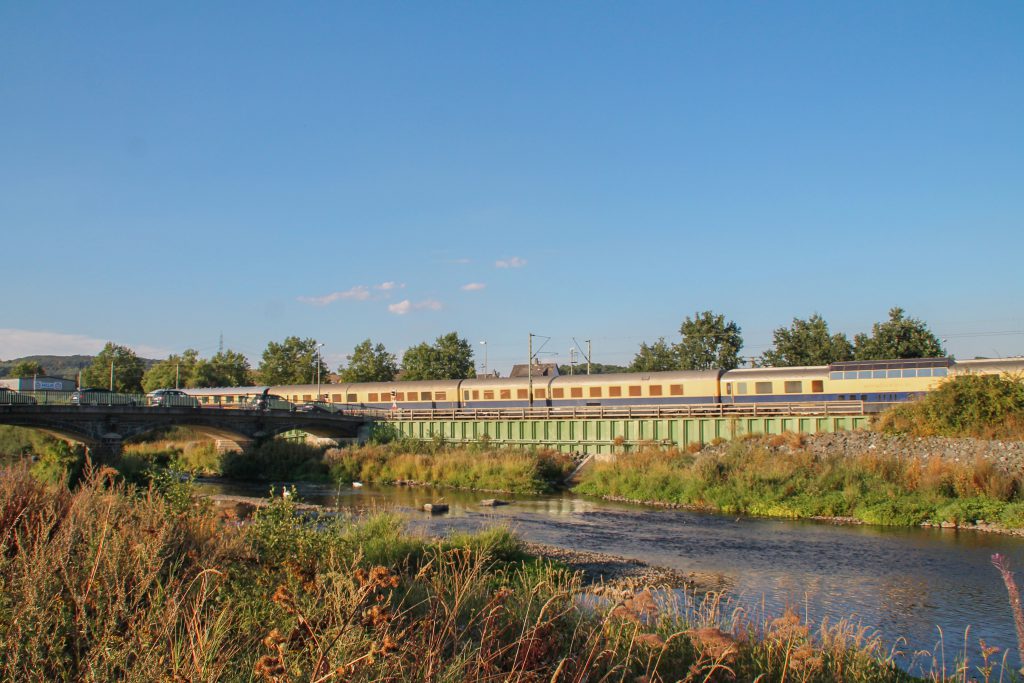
[903,369,918,378]
[347,394,357,402]
[552,388,564,398]
[472,390,479,399]
[755,382,773,394]
[857,371,872,379]
[200,397,209,404]
[934,368,948,377]
[463,391,470,400]
[844,372,858,380]
[829,371,843,380]
[500,389,511,399]
[302,394,311,401]
[589,387,602,397]
[535,388,546,399]
[649,385,663,396]
[811,380,824,393]
[609,386,622,397]
[873,371,886,379]
[224,396,233,403]
[628,386,642,397]
[330,394,340,402]
[736,383,748,395]
[669,384,684,396]
[571,387,583,398]
[369,393,379,401]
[396,392,405,401]
[917,369,932,378]
[484,390,494,399]
[725,383,732,395]
[421,392,431,400]
[784,381,802,394]
[435,392,446,400]
[514,389,525,399]
[887,370,901,378]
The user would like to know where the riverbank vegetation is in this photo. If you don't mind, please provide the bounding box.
[2,463,995,681]
[326,440,574,493]
[877,372,1024,440]
[576,437,1024,529]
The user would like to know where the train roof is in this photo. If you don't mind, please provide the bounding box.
[721,366,827,380]
[829,357,953,371]
[551,370,720,384]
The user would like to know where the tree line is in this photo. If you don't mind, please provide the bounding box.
[629,307,945,372]
[8,307,946,393]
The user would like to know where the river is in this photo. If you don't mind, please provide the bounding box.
[195,478,1024,672]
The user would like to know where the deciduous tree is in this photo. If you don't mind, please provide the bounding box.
[629,338,678,372]
[142,349,200,392]
[80,342,145,392]
[853,307,946,360]
[257,337,327,385]
[400,332,476,380]
[191,350,253,388]
[338,339,398,383]
[760,314,853,367]
[675,311,743,370]
[8,360,45,378]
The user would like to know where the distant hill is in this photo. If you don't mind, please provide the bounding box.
[0,354,159,379]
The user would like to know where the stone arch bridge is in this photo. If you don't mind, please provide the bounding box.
[0,404,373,462]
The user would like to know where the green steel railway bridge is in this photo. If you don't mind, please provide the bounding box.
[0,391,872,459]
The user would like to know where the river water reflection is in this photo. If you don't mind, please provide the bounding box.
[196,479,1024,671]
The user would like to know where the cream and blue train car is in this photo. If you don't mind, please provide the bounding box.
[722,358,953,407]
[720,366,830,404]
[952,357,1024,378]
[336,380,462,410]
[460,376,539,409]
[545,370,721,407]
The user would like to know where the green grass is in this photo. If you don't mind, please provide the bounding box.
[326,442,575,493]
[576,438,1024,529]
[2,463,997,682]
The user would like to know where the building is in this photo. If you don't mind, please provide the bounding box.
[0,376,77,391]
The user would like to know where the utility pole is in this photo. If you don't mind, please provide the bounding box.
[175,362,180,389]
[480,340,488,377]
[569,347,576,375]
[586,339,592,375]
[110,360,115,391]
[528,333,533,407]
[315,343,325,400]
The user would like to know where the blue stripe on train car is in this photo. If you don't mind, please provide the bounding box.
[734,393,915,403]
[547,396,719,408]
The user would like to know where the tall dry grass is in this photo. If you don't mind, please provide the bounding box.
[1,461,988,681]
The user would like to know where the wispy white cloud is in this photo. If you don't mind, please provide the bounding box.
[495,256,527,269]
[461,282,486,291]
[387,299,443,315]
[0,328,170,360]
[374,281,404,292]
[297,286,371,306]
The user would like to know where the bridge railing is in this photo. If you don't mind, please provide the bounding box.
[360,400,868,421]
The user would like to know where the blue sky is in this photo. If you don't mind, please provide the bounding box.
[2,2,1022,373]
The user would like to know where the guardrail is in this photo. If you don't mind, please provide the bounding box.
[372,400,868,421]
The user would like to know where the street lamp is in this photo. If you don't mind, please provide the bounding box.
[479,340,488,377]
[315,343,325,400]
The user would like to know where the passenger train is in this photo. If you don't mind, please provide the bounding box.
[181,356,1024,412]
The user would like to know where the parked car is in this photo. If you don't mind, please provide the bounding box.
[146,388,200,408]
[71,388,141,406]
[0,387,37,405]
